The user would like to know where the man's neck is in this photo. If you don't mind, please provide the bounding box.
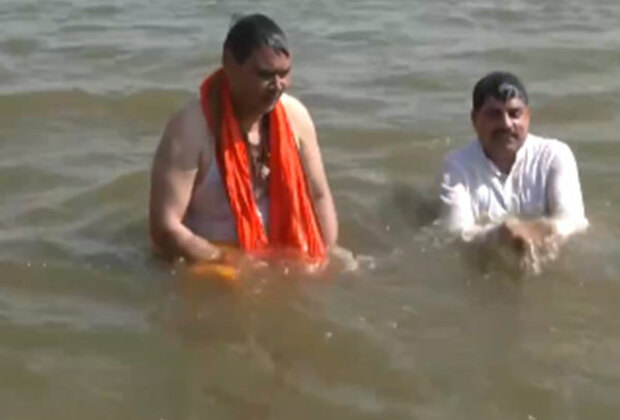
[479,143,517,175]
[233,105,267,147]
[494,155,516,175]
[230,98,263,136]
[240,114,263,137]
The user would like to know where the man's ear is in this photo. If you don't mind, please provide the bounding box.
[222,48,233,68]
[222,49,240,81]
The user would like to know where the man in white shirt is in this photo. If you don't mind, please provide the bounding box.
[438,71,588,262]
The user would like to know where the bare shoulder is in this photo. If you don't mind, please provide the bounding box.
[155,97,211,167]
[281,93,311,119]
[280,93,316,144]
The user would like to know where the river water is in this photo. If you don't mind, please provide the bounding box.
[2,0,620,419]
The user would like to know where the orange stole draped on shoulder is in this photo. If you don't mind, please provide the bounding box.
[199,69,326,263]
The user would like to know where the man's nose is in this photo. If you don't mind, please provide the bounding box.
[499,111,512,128]
[274,74,288,91]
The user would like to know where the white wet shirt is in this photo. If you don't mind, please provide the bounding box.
[438,133,589,241]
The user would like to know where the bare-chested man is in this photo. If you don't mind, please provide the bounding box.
[149,14,338,264]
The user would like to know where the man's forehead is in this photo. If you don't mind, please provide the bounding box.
[481,96,527,110]
[249,45,291,62]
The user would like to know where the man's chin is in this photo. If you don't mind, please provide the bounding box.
[264,93,283,111]
[264,102,277,113]
[493,135,523,151]
[257,99,278,115]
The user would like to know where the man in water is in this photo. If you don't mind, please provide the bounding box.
[437,71,588,264]
[149,14,338,264]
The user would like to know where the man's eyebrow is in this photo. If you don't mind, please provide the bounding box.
[483,103,503,111]
[257,66,291,75]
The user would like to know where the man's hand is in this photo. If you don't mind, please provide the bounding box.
[497,218,559,256]
[216,245,244,265]
[494,218,561,274]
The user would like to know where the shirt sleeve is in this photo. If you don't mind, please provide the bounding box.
[546,142,589,237]
[438,155,496,241]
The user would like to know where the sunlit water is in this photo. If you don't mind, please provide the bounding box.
[2,0,620,418]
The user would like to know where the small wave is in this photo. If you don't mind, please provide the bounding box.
[78,4,122,16]
[0,87,191,123]
[0,37,40,56]
[0,163,81,197]
[60,169,148,209]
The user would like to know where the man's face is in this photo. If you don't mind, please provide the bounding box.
[226,45,292,115]
[471,96,530,165]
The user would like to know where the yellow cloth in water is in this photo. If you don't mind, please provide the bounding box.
[187,261,240,289]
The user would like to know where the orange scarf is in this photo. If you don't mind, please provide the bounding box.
[199,69,326,263]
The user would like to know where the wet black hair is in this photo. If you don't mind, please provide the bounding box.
[223,13,289,64]
[472,71,529,112]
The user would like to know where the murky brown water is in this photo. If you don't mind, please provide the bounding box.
[2,0,620,418]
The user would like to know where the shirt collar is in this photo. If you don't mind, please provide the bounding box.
[474,133,531,177]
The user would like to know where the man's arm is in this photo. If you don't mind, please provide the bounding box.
[439,155,559,251]
[284,96,338,246]
[438,156,497,242]
[149,102,223,262]
[500,142,589,250]
[546,142,589,238]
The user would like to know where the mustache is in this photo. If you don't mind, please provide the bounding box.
[491,129,516,138]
